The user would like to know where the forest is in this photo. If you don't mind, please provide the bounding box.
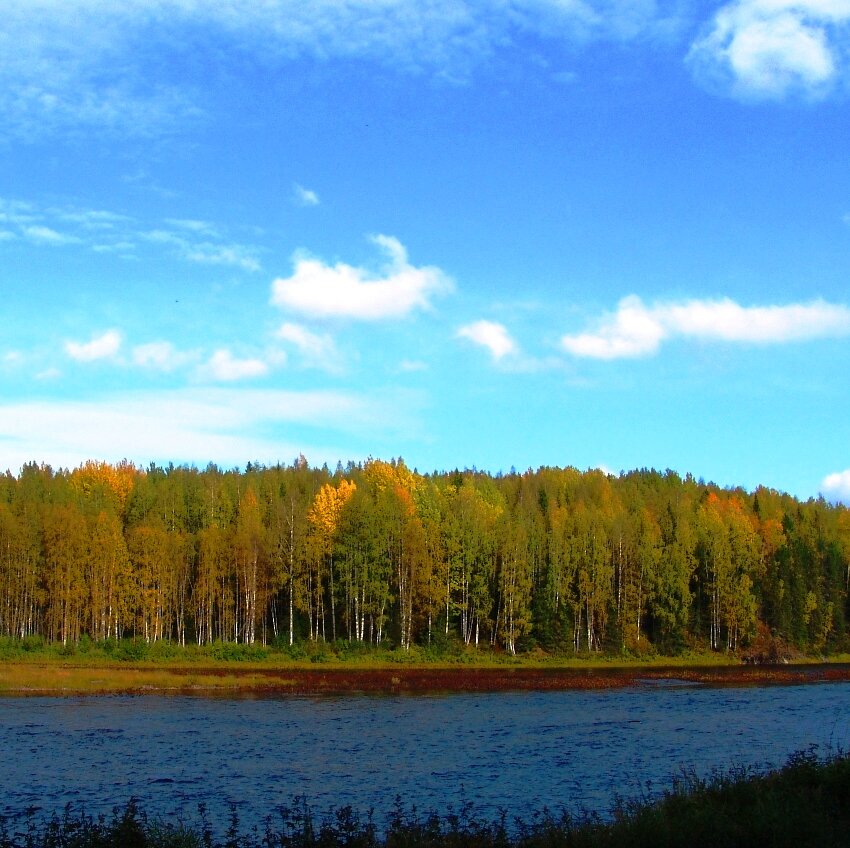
[0,456,848,657]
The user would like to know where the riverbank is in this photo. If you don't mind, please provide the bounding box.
[3,656,850,695]
[1,750,848,847]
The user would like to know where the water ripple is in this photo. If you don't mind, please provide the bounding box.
[1,683,848,832]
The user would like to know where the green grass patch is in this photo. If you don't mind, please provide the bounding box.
[0,633,811,675]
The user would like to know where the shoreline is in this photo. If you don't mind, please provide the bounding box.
[3,660,850,696]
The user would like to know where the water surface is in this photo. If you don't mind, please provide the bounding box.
[2,682,848,830]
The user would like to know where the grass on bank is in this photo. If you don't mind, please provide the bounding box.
[2,750,850,848]
[0,633,748,669]
[6,634,848,695]
[0,635,748,693]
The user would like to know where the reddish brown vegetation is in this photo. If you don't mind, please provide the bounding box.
[154,663,850,695]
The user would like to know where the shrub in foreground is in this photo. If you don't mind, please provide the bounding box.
[2,751,850,848]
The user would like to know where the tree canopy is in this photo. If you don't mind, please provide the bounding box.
[0,458,847,656]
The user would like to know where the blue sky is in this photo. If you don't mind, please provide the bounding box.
[2,0,850,501]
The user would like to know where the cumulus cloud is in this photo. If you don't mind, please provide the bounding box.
[687,0,850,99]
[65,329,123,362]
[271,235,452,320]
[561,296,850,359]
[561,297,665,359]
[457,320,520,361]
[822,469,850,503]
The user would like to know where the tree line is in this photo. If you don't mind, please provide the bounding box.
[0,457,848,655]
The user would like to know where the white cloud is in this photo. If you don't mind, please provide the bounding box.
[397,359,428,373]
[0,2,680,138]
[23,225,81,246]
[0,198,36,225]
[822,469,850,503]
[271,235,452,320]
[294,184,320,207]
[561,296,850,359]
[561,297,665,359]
[132,341,196,372]
[164,218,220,237]
[35,367,62,381]
[688,0,850,99]
[53,208,128,229]
[457,320,520,361]
[0,387,416,473]
[277,322,342,372]
[0,198,261,270]
[183,243,262,272]
[203,349,269,381]
[65,329,123,362]
[144,229,261,272]
[92,241,136,255]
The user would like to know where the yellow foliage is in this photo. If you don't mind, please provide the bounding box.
[70,460,138,511]
[308,480,357,539]
[363,459,416,496]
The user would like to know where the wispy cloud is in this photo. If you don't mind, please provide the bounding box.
[561,296,850,359]
[396,359,428,373]
[144,229,262,272]
[65,329,123,363]
[822,469,850,504]
[293,184,320,207]
[0,387,396,473]
[457,320,519,361]
[52,208,129,229]
[0,197,262,272]
[23,225,81,246]
[164,218,221,237]
[277,323,342,372]
[0,2,682,138]
[687,0,850,99]
[132,341,197,372]
[202,349,270,382]
[0,198,37,225]
[271,235,453,321]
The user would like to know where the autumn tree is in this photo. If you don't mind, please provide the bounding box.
[307,478,356,642]
[87,510,132,640]
[42,503,88,645]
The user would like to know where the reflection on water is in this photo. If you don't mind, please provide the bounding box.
[1,683,848,830]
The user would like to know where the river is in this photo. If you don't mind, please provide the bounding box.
[1,680,848,832]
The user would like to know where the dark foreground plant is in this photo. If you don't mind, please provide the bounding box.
[3,751,850,848]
